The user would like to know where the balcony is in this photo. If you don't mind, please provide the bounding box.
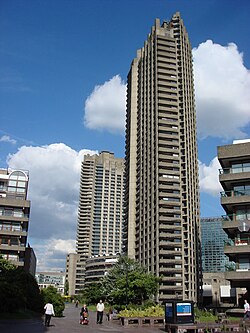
[219,171,250,190]
[225,269,250,288]
[224,237,250,260]
[0,226,27,236]
[0,243,26,252]
[220,190,250,208]
[0,197,30,208]
[0,212,29,221]
[222,215,250,235]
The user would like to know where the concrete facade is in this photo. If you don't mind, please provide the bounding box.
[124,12,201,304]
[84,254,118,285]
[218,140,250,294]
[67,152,124,294]
[65,253,79,296]
[0,168,35,275]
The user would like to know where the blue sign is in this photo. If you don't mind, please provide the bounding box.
[176,303,192,316]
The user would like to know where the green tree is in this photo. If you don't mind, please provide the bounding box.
[79,283,104,304]
[41,286,65,317]
[0,257,43,313]
[102,256,160,305]
[64,280,69,296]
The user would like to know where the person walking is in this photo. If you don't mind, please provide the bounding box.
[96,299,104,324]
[244,299,250,320]
[44,301,55,327]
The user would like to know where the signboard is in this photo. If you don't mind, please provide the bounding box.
[176,303,192,316]
[165,303,173,318]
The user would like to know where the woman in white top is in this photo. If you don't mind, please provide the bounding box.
[44,302,55,327]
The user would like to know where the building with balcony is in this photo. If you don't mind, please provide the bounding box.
[218,140,250,297]
[84,254,118,285]
[0,168,35,275]
[65,152,124,294]
[124,12,201,304]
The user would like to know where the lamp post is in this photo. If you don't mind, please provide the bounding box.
[125,264,128,308]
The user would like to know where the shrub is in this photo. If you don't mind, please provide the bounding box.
[41,286,65,317]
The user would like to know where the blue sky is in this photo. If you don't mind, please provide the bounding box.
[1,0,250,271]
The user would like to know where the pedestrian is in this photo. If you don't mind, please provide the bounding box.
[244,299,250,320]
[96,299,105,324]
[80,304,89,325]
[75,299,79,308]
[44,300,55,327]
[106,306,112,321]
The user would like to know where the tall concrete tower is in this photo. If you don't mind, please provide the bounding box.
[124,12,201,303]
[74,151,124,293]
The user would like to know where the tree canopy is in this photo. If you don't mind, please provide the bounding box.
[0,256,43,313]
[102,256,160,305]
[41,286,65,317]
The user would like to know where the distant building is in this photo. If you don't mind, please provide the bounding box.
[0,168,36,275]
[202,272,237,308]
[201,217,231,273]
[36,271,65,295]
[84,254,118,285]
[218,140,250,301]
[65,253,79,296]
[66,152,124,295]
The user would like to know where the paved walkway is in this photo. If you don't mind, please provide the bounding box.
[0,304,165,333]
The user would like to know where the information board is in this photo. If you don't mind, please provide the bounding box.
[165,303,173,318]
[176,302,192,316]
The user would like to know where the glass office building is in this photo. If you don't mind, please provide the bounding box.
[201,217,230,272]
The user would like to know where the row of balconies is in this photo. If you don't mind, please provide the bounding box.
[0,243,26,251]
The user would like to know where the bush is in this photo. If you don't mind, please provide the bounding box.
[119,305,164,318]
[0,258,43,314]
[41,286,65,317]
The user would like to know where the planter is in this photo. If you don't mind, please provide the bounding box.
[120,316,164,327]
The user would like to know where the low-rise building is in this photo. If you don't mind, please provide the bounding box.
[0,168,36,275]
[36,271,65,295]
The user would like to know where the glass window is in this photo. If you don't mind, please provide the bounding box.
[9,180,17,186]
[232,163,242,173]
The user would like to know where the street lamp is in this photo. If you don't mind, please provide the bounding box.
[125,264,128,308]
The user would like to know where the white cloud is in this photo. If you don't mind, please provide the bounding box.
[34,238,76,272]
[193,40,250,139]
[7,143,97,270]
[0,135,16,144]
[199,157,223,196]
[84,75,126,134]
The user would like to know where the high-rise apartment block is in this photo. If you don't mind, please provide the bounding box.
[124,12,201,303]
[218,140,250,296]
[68,151,124,294]
[0,168,36,275]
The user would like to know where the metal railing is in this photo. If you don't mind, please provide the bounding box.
[220,190,250,197]
[224,237,250,247]
[222,213,250,221]
[219,166,250,174]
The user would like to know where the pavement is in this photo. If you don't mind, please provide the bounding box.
[0,304,166,333]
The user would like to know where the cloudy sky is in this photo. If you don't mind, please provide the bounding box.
[1,0,250,271]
